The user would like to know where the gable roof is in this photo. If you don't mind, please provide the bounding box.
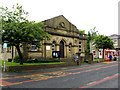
[43,15,78,32]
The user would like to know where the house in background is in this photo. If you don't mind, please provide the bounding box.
[109,34,120,50]
[90,41,103,59]
[109,34,120,59]
[90,34,120,59]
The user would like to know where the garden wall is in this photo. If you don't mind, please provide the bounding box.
[6,62,78,72]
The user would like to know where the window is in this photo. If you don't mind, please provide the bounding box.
[113,40,117,46]
[79,41,81,52]
[93,51,96,56]
[69,43,72,52]
[31,44,38,51]
[59,22,65,29]
[52,41,56,52]
[113,52,115,56]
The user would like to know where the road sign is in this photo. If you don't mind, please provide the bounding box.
[3,43,7,48]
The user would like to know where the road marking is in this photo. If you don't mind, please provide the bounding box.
[0,80,13,86]
[80,73,119,88]
[87,81,97,85]
[0,64,117,86]
[102,61,117,63]
[71,64,117,75]
[2,63,117,80]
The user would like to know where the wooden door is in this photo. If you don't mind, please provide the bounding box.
[60,41,64,58]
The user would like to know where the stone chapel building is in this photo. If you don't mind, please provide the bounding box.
[1,15,87,61]
[23,15,87,60]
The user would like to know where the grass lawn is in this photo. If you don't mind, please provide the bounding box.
[93,58,105,61]
[1,60,65,66]
[85,58,105,62]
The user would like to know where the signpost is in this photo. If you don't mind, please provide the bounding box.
[3,43,7,72]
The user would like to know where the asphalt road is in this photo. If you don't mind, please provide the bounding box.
[1,61,119,89]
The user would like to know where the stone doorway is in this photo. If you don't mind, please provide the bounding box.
[60,41,64,58]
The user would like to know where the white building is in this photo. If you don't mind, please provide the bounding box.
[109,34,120,50]
[90,34,120,59]
[90,40,103,59]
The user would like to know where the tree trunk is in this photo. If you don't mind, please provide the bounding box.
[98,49,99,62]
[12,46,14,60]
[103,48,104,59]
[16,45,23,65]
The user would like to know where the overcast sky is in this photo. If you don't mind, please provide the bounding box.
[1,0,119,36]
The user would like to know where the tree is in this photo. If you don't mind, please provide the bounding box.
[78,29,85,34]
[1,4,50,65]
[94,35,114,59]
[86,27,98,53]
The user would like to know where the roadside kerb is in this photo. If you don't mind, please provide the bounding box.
[4,61,117,72]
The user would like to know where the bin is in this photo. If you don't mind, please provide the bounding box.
[114,57,117,61]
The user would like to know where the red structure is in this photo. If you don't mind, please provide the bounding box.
[105,49,119,61]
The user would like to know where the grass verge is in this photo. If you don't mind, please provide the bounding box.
[1,61,65,66]
[85,58,105,62]
[93,58,105,61]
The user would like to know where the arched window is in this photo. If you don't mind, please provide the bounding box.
[69,43,72,52]
[79,41,81,52]
[52,41,56,52]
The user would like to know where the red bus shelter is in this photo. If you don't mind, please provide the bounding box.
[105,49,119,61]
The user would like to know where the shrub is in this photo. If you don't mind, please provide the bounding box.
[13,55,20,63]
[13,54,26,63]
[23,58,39,63]
[34,58,39,63]
[14,56,60,63]
[24,59,33,63]
[39,59,60,63]
[24,58,39,63]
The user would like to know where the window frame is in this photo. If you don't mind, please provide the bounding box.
[52,41,56,52]
[69,43,72,52]
[79,41,82,52]
[31,44,38,51]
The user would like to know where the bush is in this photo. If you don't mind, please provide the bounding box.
[13,55,26,63]
[34,58,39,63]
[24,59,33,63]
[14,56,60,63]
[39,59,60,63]
[24,58,39,63]
[13,55,20,63]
